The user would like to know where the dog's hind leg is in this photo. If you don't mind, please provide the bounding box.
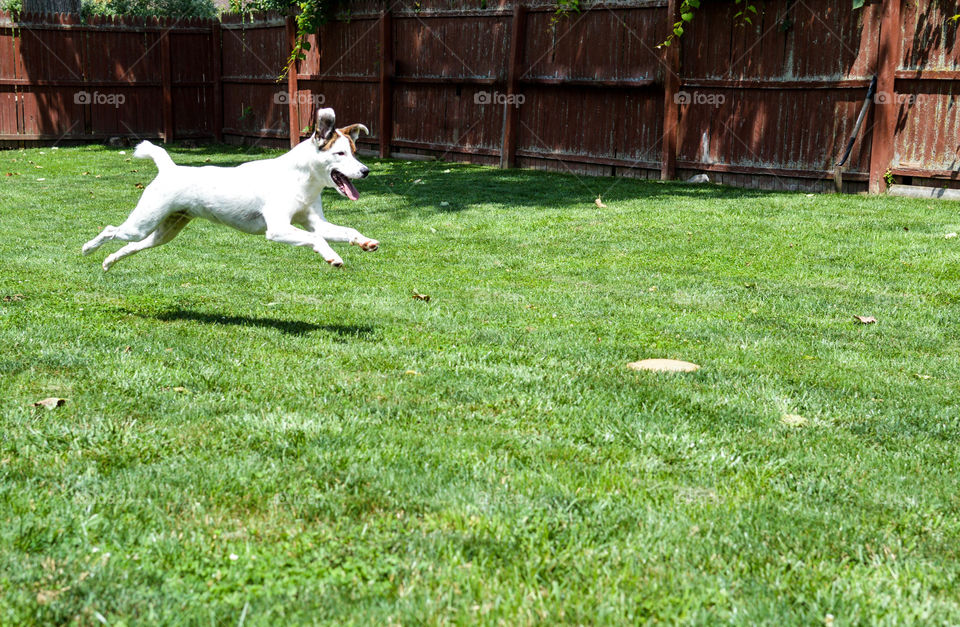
[82,189,172,256]
[101,212,192,271]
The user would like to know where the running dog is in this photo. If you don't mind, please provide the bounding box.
[82,108,379,270]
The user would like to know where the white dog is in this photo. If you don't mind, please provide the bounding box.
[82,108,379,271]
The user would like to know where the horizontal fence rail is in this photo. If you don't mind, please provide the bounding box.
[1,0,958,192]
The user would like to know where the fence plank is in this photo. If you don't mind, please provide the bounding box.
[160,28,173,142]
[212,22,222,142]
[660,0,679,180]
[868,0,903,192]
[285,15,298,147]
[379,9,392,157]
[500,3,526,168]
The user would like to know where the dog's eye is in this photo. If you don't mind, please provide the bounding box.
[335,151,346,156]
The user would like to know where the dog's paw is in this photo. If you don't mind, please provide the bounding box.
[354,238,379,252]
[102,259,113,271]
[326,256,344,268]
[82,241,97,255]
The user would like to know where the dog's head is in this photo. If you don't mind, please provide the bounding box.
[310,108,370,201]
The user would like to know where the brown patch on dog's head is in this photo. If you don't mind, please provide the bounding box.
[319,124,369,153]
[321,131,354,153]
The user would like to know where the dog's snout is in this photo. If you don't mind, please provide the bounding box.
[359,166,370,179]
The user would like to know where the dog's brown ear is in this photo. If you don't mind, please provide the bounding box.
[339,123,369,143]
[312,108,336,147]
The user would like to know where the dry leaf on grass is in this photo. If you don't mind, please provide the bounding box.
[412,290,431,302]
[33,397,66,409]
[781,413,807,427]
[595,196,607,208]
[2,294,24,302]
[853,315,877,324]
[627,359,700,373]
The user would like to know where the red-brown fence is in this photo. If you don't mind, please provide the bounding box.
[0,12,219,142]
[1,0,958,193]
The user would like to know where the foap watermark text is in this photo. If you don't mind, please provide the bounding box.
[74,91,125,108]
[874,91,928,106]
[475,91,524,107]
[274,91,326,106]
[674,90,725,107]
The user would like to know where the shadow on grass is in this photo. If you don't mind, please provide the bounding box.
[352,160,780,216]
[85,142,782,214]
[153,308,376,338]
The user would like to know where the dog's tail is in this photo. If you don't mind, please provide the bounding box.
[133,140,175,172]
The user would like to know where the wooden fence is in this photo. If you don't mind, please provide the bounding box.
[1,0,958,192]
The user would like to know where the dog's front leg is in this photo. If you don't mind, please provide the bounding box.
[264,217,344,267]
[303,210,379,252]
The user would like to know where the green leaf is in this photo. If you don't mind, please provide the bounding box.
[674,25,684,36]
[747,4,757,13]
[687,0,700,7]
[681,12,693,22]
[301,41,311,51]
[852,0,865,8]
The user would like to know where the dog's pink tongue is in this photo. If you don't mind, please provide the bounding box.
[344,179,359,201]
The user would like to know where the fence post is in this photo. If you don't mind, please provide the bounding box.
[78,13,92,136]
[868,0,902,193]
[286,15,299,148]
[160,26,174,143]
[379,9,393,158]
[660,0,680,180]
[211,21,223,142]
[500,3,527,169]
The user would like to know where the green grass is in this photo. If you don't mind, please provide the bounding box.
[2,143,960,625]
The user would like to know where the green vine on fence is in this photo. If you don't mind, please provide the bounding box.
[658,0,960,48]
[657,0,701,48]
[658,0,763,48]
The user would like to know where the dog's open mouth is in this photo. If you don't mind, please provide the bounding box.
[331,169,360,201]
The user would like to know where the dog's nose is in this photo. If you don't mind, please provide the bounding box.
[359,167,369,179]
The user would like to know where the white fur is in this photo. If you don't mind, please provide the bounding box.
[82,108,378,271]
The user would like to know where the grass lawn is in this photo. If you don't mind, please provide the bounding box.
[2,143,960,624]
